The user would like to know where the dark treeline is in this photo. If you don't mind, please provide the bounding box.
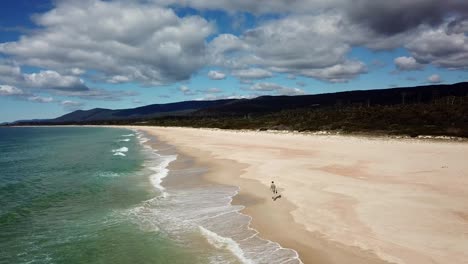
[6,82,468,138]
[13,95,468,138]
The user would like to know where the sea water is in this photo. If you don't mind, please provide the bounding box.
[0,127,301,264]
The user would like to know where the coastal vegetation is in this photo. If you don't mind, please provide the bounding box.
[7,83,468,138]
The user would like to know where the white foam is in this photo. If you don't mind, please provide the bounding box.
[129,129,303,263]
[121,134,135,137]
[112,147,128,153]
[123,206,160,233]
[199,226,254,264]
[112,147,128,157]
[98,171,121,177]
[117,139,130,142]
[135,132,150,143]
[148,154,177,197]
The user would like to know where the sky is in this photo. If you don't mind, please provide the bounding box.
[0,0,467,122]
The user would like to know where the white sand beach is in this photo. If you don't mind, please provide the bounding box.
[131,126,468,264]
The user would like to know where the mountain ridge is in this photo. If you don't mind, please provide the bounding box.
[7,82,468,125]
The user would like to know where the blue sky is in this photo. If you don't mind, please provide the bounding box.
[0,0,467,122]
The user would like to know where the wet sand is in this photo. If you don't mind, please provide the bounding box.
[130,126,468,264]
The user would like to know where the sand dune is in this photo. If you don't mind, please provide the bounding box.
[134,126,468,264]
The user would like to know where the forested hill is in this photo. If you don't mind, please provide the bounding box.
[7,82,468,137]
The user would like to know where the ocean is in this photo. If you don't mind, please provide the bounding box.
[0,127,301,264]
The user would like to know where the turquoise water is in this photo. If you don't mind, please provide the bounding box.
[0,127,196,264]
[0,127,303,264]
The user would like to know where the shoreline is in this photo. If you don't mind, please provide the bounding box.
[136,128,306,263]
[7,125,468,143]
[9,125,468,263]
[131,126,468,264]
[133,126,399,264]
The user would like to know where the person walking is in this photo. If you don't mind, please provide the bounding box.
[270,181,277,200]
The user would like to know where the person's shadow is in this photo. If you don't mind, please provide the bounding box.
[272,192,282,201]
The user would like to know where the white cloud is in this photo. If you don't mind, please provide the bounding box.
[61,100,84,111]
[27,96,54,103]
[300,60,367,83]
[406,24,468,69]
[249,82,305,95]
[70,68,85,75]
[428,74,442,84]
[179,85,190,92]
[0,61,136,101]
[394,56,424,71]
[23,70,87,91]
[153,0,468,36]
[108,75,131,84]
[232,68,273,80]
[196,93,255,101]
[207,70,226,80]
[0,63,22,85]
[243,15,350,70]
[0,85,57,104]
[0,63,21,76]
[0,85,24,96]
[208,14,372,82]
[179,85,196,96]
[0,0,214,85]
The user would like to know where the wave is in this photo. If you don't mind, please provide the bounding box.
[136,132,150,144]
[112,147,128,153]
[129,129,302,263]
[121,134,134,137]
[117,139,130,142]
[148,154,177,197]
[199,226,254,264]
[112,147,128,157]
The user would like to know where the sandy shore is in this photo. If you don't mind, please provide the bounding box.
[127,126,468,264]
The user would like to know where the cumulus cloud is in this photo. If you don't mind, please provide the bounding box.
[232,68,273,80]
[0,61,136,101]
[69,68,85,75]
[207,70,226,80]
[108,75,131,84]
[196,92,255,101]
[179,85,196,96]
[0,85,24,96]
[208,14,370,83]
[23,70,88,91]
[394,56,424,71]
[243,15,350,70]
[156,0,468,36]
[61,100,84,111]
[249,82,305,96]
[56,89,136,101]
[0,63,22,84]
[1,0,466,101]
[0,85,57,105]
[344,0,468,35]
[300,60,367,83]
[0,0,214,85]
[428,74,442,83]
[406,23,468,69]
[27,96,54,103]
[447,17,468,35]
